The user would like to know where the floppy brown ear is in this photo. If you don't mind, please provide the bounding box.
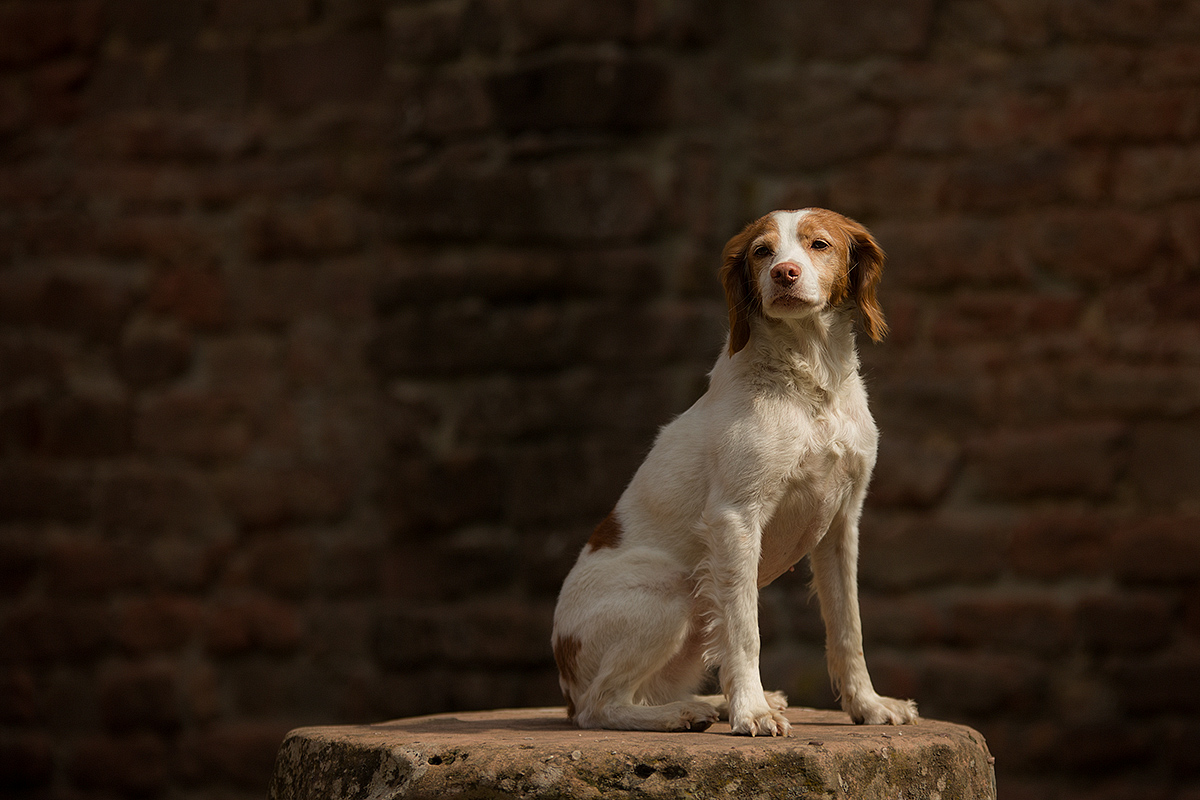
[719,225,760,355]
[846,221,888,342]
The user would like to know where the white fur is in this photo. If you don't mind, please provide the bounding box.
[552,209,918,736]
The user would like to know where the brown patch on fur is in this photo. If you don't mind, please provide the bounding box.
[793,208,889,342]
[720,216,776,355]
[587,511,623,551]
[552,634,582,719]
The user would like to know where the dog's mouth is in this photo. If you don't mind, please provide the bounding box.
[766,292,823,314]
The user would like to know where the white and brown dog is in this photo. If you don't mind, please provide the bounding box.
[551,208,918,736]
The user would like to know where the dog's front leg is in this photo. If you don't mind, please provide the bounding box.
[811,509,918,725]
[698,506,791,737]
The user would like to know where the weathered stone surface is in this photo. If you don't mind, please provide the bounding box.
[268,707,996,800]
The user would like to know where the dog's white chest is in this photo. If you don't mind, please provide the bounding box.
[756,418,870,587]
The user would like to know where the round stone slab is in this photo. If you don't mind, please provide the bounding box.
[268,706,996,800]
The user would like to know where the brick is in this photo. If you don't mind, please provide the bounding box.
[115,597,204,655]
[751,97,893,170]
[489,55,670,133]
[182,721,293,790]
[96,467,222,537]
[1114,145,1200,206]
[206,596,303,655]
[870,433,962,509]
[30,56,90,125]
[211,0,309,29]
[1058,0,1175,42]
[141,536,227,592]
[417,72,494,137]
[871,217,1029,289]
[0,667,39,723]
[744,0,933,59]
[107,0,204,46]
[1022,208,1166,285]
[948,595,1074,655]
[0,602,110,663]
[1111,516,1200,583]
[509,0,656,51]
[154,46,251,110]
[135,393,251,461]
[1141,43,1200,85]
[946,149,1107,212]
[1170,202,1200,267]
[41,395,134,458]
[374,247,664,310]
[390,161,660,244]
[48,536,144,596]
[966,422,1124,501]
[216,466,353,530]
[827,156,947,218]
[100,661,182,732]
[859,512,1011,591]
[1064,88,1200,143]
[383,452,505,534]
[1065,362,1200,418]
[78,113,262,165]
[0,530,41,597]
[375,600,554,669]
[859,595,947,647]
[147,261,228,330]
[916,651,1047,718]
[116,325,194,388]
[243,199,364,260]
[1111,652,1200,715]
[0,0,103,67]
[0,465,92,523]
[1055,721,1156,775]
[1009,511,1115,580]
[504,439,644,525]
[0,272,137,341]
[69,733,170,795]
[242,533,313,598]
[1128,421,1200,508]
[0,732,55,790]
[1077,593,1173,654]
[0,337,65,388]
[957,94,1065,150]
[386,3,470,63]
[259,31,386,109]
[237,259,374,326]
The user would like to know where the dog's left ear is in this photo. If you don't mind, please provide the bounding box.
[845,220,888,342]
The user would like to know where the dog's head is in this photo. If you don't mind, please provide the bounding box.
[719,208,887,354]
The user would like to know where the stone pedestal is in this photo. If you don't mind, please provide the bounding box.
[268,706,996,799]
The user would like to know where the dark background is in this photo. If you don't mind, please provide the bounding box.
[3,1,1200,798]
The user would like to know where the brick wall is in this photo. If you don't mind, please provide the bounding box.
[2,1,1199,798]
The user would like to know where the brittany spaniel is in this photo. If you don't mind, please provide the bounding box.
[551,208,918,736]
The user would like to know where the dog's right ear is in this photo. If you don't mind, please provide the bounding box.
[719,224,761,356]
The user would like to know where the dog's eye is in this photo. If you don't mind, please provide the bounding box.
[753,244,773,259]
[811,239,830,251]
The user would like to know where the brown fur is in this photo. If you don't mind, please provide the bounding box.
[552,634,582,718]
[587,511,623,551]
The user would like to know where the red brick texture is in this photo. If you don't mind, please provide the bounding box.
[1,1,1199,798]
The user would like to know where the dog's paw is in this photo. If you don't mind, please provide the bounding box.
[667,701,720,732]
[847,693,919,726]
[729,702,791,737]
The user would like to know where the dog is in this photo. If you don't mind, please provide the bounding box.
[551,208,918,736]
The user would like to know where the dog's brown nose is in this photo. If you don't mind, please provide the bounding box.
[771,262,801,286]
